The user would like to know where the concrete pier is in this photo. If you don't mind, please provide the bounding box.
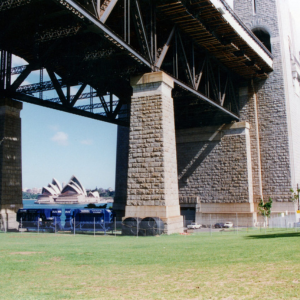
[0,98,23,231]
[176,122,256,226]
[124,72,183,234]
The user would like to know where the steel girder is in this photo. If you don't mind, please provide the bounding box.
[0,0,272,126]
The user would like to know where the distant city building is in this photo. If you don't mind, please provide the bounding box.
[23,187,42,194]
[31,187,41,194]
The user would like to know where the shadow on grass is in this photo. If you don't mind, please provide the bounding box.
[245,232,300,239]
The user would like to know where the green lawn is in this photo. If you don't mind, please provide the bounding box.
[0,229,300,299]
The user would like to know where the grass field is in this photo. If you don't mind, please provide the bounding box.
[0,229,300,299]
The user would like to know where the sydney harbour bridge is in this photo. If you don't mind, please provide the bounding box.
[0,0,273,233]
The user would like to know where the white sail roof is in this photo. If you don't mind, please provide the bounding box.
[42,186,57,196]
[41,175,90,197]
[48,183,60,195]
[61,182,82,195]
[52,178,62,192]
[69,175,87,196]
[88,191,100,198]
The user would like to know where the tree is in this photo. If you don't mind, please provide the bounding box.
[22,192,38,200]
[290,188,300,209]
[258,198,272,227]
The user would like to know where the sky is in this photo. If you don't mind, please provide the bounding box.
[16,0,300,190]
[16,55,118,190]
[21,102,117,190]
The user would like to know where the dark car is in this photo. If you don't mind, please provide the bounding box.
[214,223,224,228]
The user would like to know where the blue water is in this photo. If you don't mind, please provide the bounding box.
[22,199,113,226]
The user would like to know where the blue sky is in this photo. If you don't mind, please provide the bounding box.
[13,55,118,190]
[21,103,118,190]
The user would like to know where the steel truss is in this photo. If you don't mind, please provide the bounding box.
[0,0,272,126]
[2,53,128,125]
[0,0,31,12]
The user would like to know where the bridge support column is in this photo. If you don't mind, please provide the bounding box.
[0,98,23,231]
[113,125,130,220]
[124,71,183,234]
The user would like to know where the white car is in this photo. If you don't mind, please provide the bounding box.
[187,222,202,229]
[224,222,233,228]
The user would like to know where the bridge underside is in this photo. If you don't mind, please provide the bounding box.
[0,0,272,127]
[0,0,275,232]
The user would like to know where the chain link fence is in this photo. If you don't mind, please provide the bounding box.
[0,218,164,236]
[183,212,300,235]
[0,214,5,232]
[1,213,300,236]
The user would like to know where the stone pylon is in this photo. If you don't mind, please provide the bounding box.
[124,72,183,234]
[0,98,23,231]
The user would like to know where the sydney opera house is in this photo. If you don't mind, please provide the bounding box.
[36,176,100,204]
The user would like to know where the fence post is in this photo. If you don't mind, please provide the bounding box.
[114,217,116,237]
[94,217,95,237]
[271,215,274,231]
[137,218,139,238]
[74,218,75,236]
[210,214,212,236]
[236,213,238,235]
[285,218,287,231]
[21,217,22,234]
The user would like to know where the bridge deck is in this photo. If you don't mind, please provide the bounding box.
[0,0,273,127]
[157,0,273,79]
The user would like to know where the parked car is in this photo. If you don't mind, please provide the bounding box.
[214,223,224,228]
[187,222,202,229]
[224,222,233,228]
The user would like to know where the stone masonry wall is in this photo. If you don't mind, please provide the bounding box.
[127,89,179,207]
[177,124,252,203]
[161,88,180,206]
[0,99,22,207]
[125,73,183,233]
[234,0,292,202]
[239,82,262,203]
[0,98,23,230]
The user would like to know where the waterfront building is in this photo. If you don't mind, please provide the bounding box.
[36,176,100,204]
